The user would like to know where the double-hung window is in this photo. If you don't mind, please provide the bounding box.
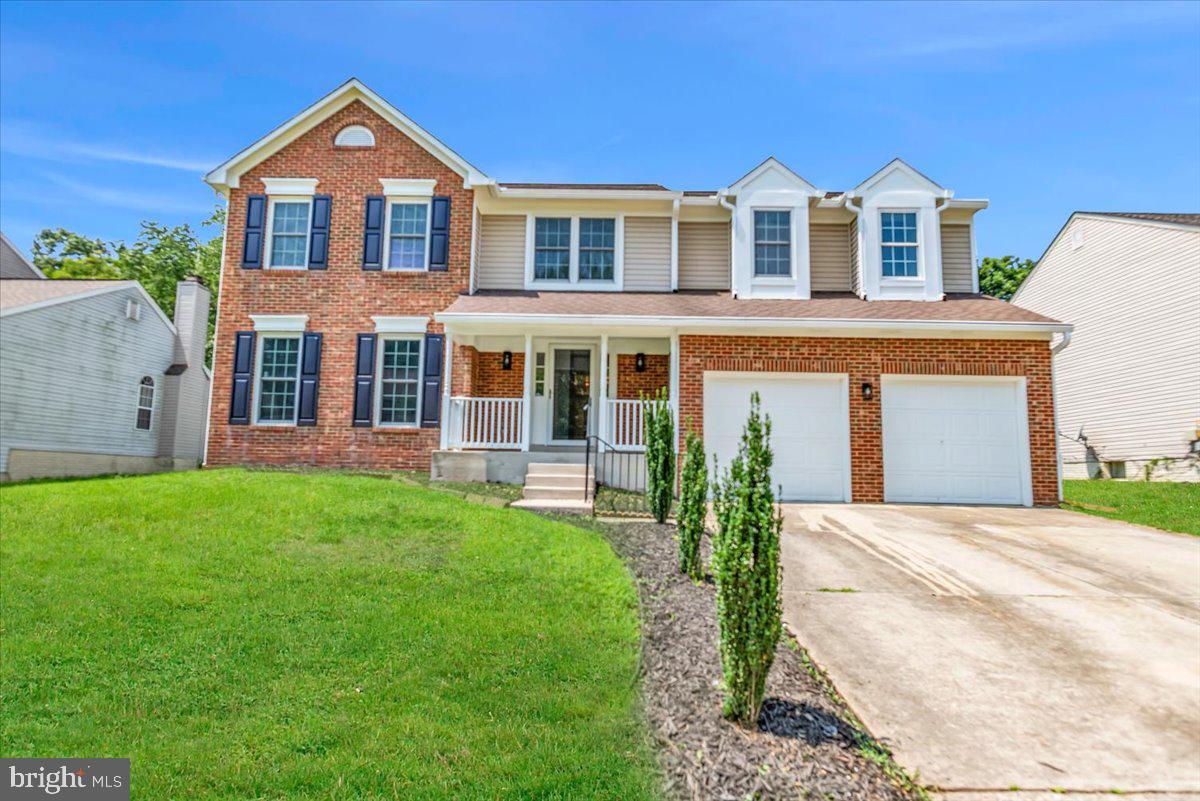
[377,337,423,426]
[255,335,302,424]
[880,211,919,277]
[753,210,791,277]
[268,200,311,268]
[534,218,571,280]
[386,202,429,270]
[135,376,155,430]
[578,218,615,281]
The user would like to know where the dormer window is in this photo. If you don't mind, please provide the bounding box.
[578,219,615,280]
[880,211,919,278]
[528,216,620,287]
[534,218,571,280]
[753,210,791,277]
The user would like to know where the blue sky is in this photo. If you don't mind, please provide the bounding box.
[2,0,1198,262]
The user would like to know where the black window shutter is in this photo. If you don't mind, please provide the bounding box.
[428,196,450,271]
[297,333,322,426]
[229,331,255,424]
[241,195,267,269]
[421,333,445,428]
[308,195,331,269]
[352,333,377,426]
[362,196,385,270]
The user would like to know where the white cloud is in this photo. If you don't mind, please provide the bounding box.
[36,173,213,215]
[0,120,217,173]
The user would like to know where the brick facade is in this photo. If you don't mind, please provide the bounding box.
[676,335,1058,506]
[205,100,473,470]
[473,350,525,397]
[615,353,668,399]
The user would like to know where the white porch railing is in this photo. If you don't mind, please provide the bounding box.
[449,397,524,450]
[606,399,647,451]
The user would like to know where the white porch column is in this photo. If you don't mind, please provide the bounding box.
[669,331,680,448]
[598,333,610,449]
[520,333,533,451]
[439,331,455,449]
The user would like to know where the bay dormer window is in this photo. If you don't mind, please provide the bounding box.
[526,215,622,289]
[880,211,919,278]
[753,210,792,277]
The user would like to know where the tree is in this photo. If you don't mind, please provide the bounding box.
[642,388,676,524]
[28,207,225,363]
[677,429,707,580]
[978,255,1035,301]
[710,393,783,726]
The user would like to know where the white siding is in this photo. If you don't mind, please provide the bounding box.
[1014,216,1200,464]
[623,216,672,291]
[678,222,730,290]
[476,215,526,290]
[810,223,852,291]
[941,223,974,293]
[0,287,178,472]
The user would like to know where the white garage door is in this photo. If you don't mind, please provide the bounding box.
[703,373,850,502]
[882,377,1032,506]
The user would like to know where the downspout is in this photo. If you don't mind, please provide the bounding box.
[843,195,864,299]
[717,190,736,297]
[1050,330,1074,504]
[932,194,953,301]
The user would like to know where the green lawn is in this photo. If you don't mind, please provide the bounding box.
[0,469,659,799]
[1063,479,1200,536]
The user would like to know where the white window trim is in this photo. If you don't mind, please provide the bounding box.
[250,314,308,333]
[261,178,318,196]
[524,213,624,291]
[252,332,303,427]
[879,208,922,282]
[374,334,425,429]
[383,198,432,271]
[372,316,429,334]
[134,376,155,431]
[265,195,312,270]
[379,178,436,197]
[751,207,794,280]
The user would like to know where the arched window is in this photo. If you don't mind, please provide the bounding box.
[334,125,375,147]
[136,376,155,430]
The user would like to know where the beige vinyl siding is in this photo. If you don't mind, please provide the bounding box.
[848,217,861,295]
[678,222,730,290]
[470,205,481,292]
[623,217,672,292]
[809,223,852,291]
[941,223,974,293]
[1014,215,1200,465]
[476,215,526,290]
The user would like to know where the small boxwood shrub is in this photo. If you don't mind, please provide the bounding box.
[677,429,707,580]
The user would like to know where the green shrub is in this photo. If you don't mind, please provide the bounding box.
[710,392,783,726]
[677,429,707,579]
[643,388,675,524]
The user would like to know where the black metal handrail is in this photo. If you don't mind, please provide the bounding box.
[584,434,648,511]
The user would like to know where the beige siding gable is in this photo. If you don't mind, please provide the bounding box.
[848,217,861,295]
[941,223,974,293]
[476,215,526,290]
[810,223,851,291]
[678,222,730,290]
[623,217,672,292]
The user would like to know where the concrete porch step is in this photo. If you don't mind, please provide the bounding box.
[520,462,593,512]
[522,485,589,502]
[525,462,592,478]
[522,472,592,489]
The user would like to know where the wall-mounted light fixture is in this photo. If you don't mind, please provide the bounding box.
[861,382,874,401]
[635,353,646,372]
[502,351,513,371]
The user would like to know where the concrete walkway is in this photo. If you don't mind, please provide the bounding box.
[780,504,1200,795]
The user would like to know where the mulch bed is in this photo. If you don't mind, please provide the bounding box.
[566,516,924,801]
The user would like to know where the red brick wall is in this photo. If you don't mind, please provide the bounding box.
[474,351,525,397]
[615,354,668,399]
[676,336,1058,506]
[205,100,472,470]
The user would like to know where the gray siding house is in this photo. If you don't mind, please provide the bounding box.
[1014,212,1200,481]
[0,277,211,481]
[0,232,45,279]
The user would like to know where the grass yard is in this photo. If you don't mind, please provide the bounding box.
[0,469,660,800]
[1063,479,1200,536]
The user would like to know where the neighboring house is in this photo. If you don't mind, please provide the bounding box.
[1013,212,1200,482]
[0,232,46,279]
[202,78,1070,507]
[0,277,212,481]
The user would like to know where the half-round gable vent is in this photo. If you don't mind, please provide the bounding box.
[334,125,375,147]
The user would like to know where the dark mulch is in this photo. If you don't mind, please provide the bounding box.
[558,515,924,801]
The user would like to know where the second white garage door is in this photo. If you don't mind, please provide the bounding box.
[882,376,1032,506]
[703,373,851,502]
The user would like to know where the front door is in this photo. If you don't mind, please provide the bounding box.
[551,348,591,441]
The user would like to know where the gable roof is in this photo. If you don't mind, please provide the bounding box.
[203,78,491,193]
[726,157,820,195]
[851,157,945,195]
[0,279,176,331]
[1077,212,1200,227]
[0,232,46,279]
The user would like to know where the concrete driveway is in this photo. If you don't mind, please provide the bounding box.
[780,504,1200,795]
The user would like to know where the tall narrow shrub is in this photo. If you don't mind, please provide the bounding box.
[677,430,707,580]
[643,388,675,524]
[711,392,783,726]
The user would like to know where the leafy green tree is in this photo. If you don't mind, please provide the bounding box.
[642,388,676,524]
[31,229,121,279]
[677,429,707,580]
[979,255,1035,301]
[711,393,783,726]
